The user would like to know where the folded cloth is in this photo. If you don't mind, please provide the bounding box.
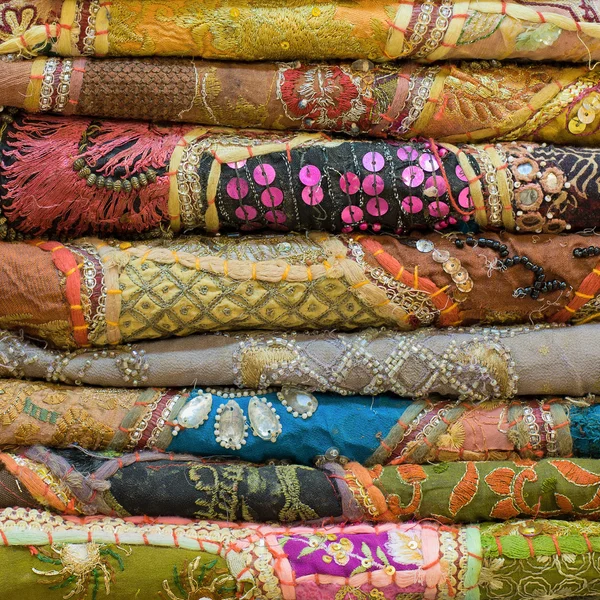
[1,111,598,238]
[1,231,600,348]
[7,448,600,525]
[1,0,600,63]
[0,379,598,465]
[1,510,599,600]
[1,323,598,398]
[3,58,600,146]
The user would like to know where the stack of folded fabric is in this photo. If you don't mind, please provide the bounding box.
[2,1,600,598]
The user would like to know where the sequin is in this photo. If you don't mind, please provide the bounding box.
[339,172,360,195]
[299,165,321,186]
[401,196,423,213]
[424,175,447,196]
[302,185,324,205]
[401,166,424,187]
[264,210,287,224]
[226,177,249,199]
[362,151,385,172]
[366,197,389,217]
[428,201,450,218]
[455,165,468,182]
[235,205,257,220]
[341,205,363,224]
[458,187,473,209]
[397,146,419,161]
[253,163,276,186]
[261,187,284,207]
[363,174,384,196]
[419,153,439,172]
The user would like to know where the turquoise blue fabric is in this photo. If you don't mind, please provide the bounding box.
[167,390,408,464]
[570,404,600,457]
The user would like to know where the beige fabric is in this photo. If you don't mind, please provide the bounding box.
[0,324,597,399]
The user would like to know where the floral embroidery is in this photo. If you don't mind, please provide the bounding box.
[160,556,238,600]
[276,64,366,131]
[32,543,127,599]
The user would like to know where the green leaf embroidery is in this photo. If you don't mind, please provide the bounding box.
[350,564,368,578]
[298,545,319,558]
[361,542,373,561]
[376,546,390,567]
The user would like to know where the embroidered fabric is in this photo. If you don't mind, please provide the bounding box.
[4,59,600,146]
[2,0,600,63]
[0,324,598,399]
[2,111,600,238]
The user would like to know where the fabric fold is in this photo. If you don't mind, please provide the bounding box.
[7,448,600,525]
[0,378,598,465]
[1,232,600,347]
[2,508,600,599]
[2,111,600,238]
[1,0,600,63]
[0,323,598,398]
[3,58,600,146]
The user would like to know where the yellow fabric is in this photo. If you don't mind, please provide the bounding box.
[89,233,411,346]
[2,0,600,62]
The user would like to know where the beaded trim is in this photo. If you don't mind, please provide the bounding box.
[346,237,439,325]
[82,0,101,56]
[54,59,74,112]
[397,66,440,134]
[470,146,502,227]
[400,0,436,57]
[176,138,210,230]
[540,401,559,456]
[145,393,182,449]
[413,0,453,59]
[39,58,59,112]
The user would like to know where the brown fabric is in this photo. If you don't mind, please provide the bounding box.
[77,57,200,122]
[369,233,588,326]
[4,57,600,147]
[0,463,37,508]
[0,379,155,451]
[0,242,71,345]
[2,233,600,348]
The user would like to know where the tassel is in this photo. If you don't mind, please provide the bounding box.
[1,114,187,237]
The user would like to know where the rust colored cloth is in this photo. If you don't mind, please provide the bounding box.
[2,58,600,146]
[0,241,72,347]
[0,231,599,348]
[0,111,597,240]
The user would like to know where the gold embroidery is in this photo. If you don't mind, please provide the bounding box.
[14,423,41,445]
[50,407,115,449]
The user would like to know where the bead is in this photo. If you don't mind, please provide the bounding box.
[531,290,540,299]
[504,258,514,267]
[559,282,567,289]
[500,250,509,258]
[466,237,476,247]
[513,256,521,264]
[454,239,464,249]
[478,238,487,247]
[73,158,86,171]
